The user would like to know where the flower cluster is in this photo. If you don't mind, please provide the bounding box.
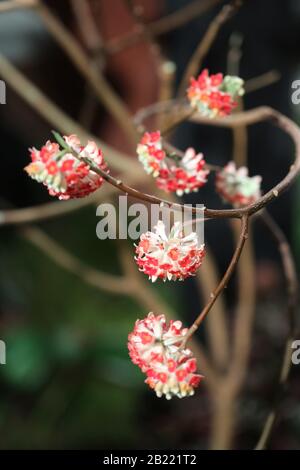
[25,134,106,200]
[135,221,205,282]
[187,69,244,118]
[137,131,209,195]
[128,312,203,399]
[215,161,262,207]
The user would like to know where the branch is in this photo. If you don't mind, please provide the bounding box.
[245,70,281,94]
[228,219,256,386]
[196,247,230,370]
[185,214,249,342]
[254,211,298,450]
[134,102,300,219]
[21,225,129,294]
[0,0,36,12]
[35,1,137,142]
[70,0,104,57]
[0,53,135,172]
[177,0,241,97]
[0,168,148,226]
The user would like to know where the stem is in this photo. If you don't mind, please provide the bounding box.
[177,0,241,98]
[254,211,298,450]
[184,214,249,343]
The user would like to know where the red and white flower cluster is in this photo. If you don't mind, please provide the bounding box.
[215,161,262,207]
[128,312,203,399]
[137,131,209,196]
[135,221,205,282]
[25,134,106,200]
[187,69,244,118]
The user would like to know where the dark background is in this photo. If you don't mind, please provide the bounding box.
[0,0,300,449]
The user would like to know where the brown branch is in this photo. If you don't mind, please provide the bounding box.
[34,1,137,142]
[21,226,129,294]
[254,211,298,450]
[70,0,104,58]
[134,102,300,219]
[0,53,135,172]
[0,169,148,226]
[245,70,281,94]
[229,219,256,387]
[185,214,249,342]
[69,0,107,128]
[157,61,177,129]
[0,0,36,12]
[196,247,230,370]
[177,0,241,97]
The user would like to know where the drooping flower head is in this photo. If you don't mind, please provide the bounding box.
[187,69,244,118]
[145,351,203,399]
[215,161,262,207]
[135,221,205,282]
[128,312,203,399]
[25,134,106,200]
[128,312,188,372]
[137,131,209,196]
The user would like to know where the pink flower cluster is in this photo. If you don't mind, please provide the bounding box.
[128,312,203,399]
[187,69,244,118]
[137,131,209,196]
[135,221,205,282]
[25,134,106,200]
[215,161,262,207]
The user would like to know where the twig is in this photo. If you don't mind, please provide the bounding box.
[0,53,135,172]
[70,0,104,58]
[157,61,177,129]
[245,70,281,94]
[229,218,256,386]
[134,102,300,219]
[69,0,106,128]
[0,0,36,12]
[254,211,298,450]
[196,247,230,370]
[185,214,249,342]
[35,0,138,142]
[21,225,129,294]
[0,169,150,226]
[177,1,241,97]
[226,30,248,166]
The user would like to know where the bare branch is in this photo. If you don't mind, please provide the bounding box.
[35,1,137,142]
[254,211,298,450]
[177,1,241,97]
[21,225,129,294]
[196,247,230,370]
[186,215,249,341]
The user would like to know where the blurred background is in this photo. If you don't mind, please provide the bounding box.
[0,0,300,450]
